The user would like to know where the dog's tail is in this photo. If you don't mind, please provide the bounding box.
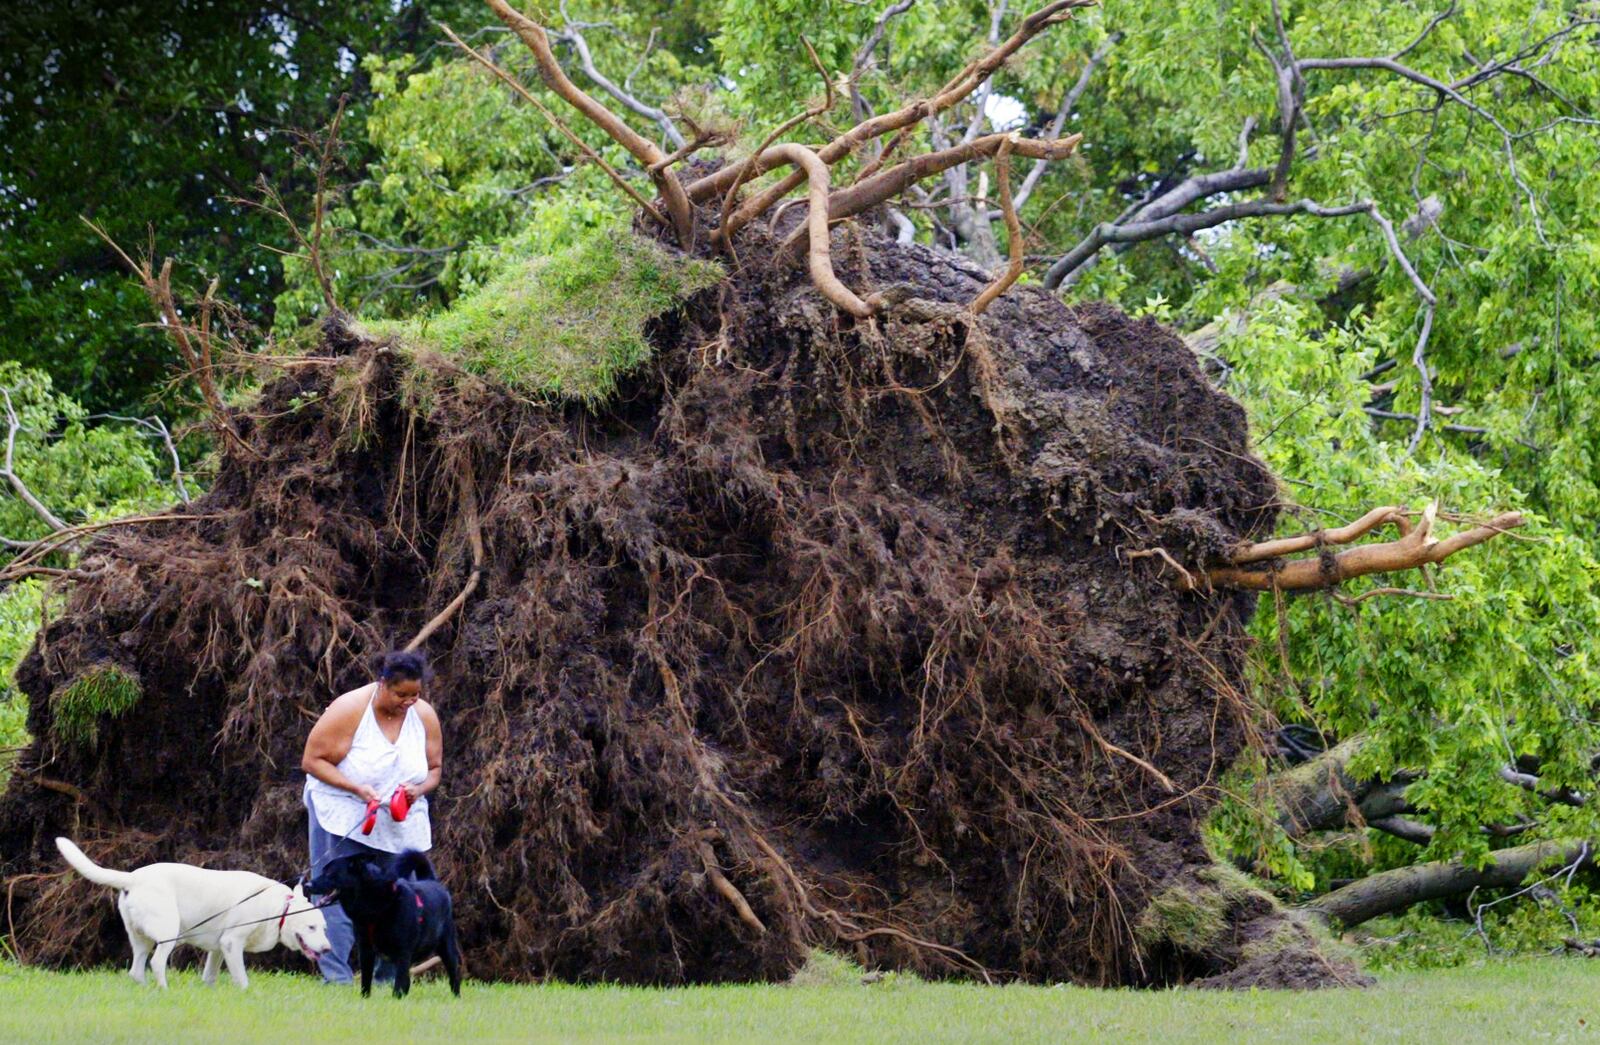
[393,849,436,881]
[55,837,137,891]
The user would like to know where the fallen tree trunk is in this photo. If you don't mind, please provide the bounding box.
[1307,840,1597,928]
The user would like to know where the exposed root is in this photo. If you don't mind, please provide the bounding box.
[697,839,768,935]
[444,24,670,230]
[969,135,1024,315]
[746,145,876,318]
[403,473,484,652]
[484,0,694,247]
[779,132,1081,257]
[1197,503,1523,591]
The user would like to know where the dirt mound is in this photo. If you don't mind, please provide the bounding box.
[0,218,1359,987]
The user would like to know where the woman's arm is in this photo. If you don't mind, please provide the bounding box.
[405,701,443,800]
[301,692,381,802]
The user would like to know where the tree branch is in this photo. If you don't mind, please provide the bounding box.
[1309,840,1595,928]
[484,0,694,247]
[851,0,917,127]
[0,388,68,533]
[1011,32,1120,213]
[553,1,686,149]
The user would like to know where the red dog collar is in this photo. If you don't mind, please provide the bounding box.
[277,893,294,931]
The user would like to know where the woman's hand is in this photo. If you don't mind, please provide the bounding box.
[399,783,421,802]
[352,784,382,803]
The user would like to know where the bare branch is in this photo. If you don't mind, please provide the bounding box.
[553,1,686,149]
[1368,815,1436,845]
[0,387,68,533]
[1233,114,1257,169]
[80,220,256,460]
[1391,1,1458,62]
[887,207,917,244]
[483,0,694,247]
[1295,52,1550,241]
[1044,196,1366,289]
[308,96,346,313]
[1011,31,1120,212]
[443,23,669,229]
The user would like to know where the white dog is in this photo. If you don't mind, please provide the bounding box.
[55,837,332,988]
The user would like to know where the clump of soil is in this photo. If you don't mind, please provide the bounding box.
[0,214,1360,988]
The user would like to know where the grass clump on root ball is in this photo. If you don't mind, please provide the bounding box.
[50,663,142,747]
[365,223,721,402]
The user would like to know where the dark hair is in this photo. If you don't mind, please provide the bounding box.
[375,649,430,684]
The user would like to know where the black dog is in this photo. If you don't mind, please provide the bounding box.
[308,849,462,998]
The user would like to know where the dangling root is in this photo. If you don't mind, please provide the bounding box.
[697,838,768,935]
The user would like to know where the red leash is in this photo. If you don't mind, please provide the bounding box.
[357,787,413,836]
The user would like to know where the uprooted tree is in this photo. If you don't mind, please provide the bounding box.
[0,0,1538,987]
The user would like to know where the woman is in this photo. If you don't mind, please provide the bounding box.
[302,649,443,985]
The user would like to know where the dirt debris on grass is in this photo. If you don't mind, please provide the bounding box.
[0,209,1360,989]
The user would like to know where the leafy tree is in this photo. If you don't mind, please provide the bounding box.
[0,0,482,412]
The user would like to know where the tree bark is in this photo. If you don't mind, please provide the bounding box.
[1308,840,1596,927]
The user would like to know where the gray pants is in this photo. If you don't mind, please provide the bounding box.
[305,796,393,985]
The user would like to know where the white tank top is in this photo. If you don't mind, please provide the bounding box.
[303,682,433,853]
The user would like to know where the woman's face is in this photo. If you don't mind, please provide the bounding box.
[381,676,423,712]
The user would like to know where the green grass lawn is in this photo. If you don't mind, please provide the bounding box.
[2,957,1598,1043]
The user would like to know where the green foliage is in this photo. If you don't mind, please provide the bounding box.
[365,225,721,401]
[1204,291,1600,884]
[275,1,716,331]
[0,582,40,785]
[1357,882,1600,971]
[50,664,142,748]
[0,365,174,546]
[0,1,484,411]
